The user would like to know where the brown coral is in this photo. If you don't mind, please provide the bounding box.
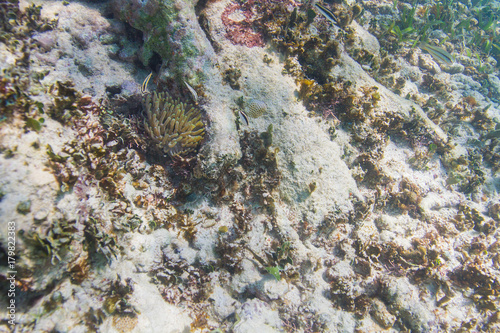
[112,314,138,333]
[144,91,205,156]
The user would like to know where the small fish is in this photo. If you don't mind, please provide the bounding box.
[419,42,454,64]
[184,80,198,103]
[141,72,153,95]
[246,99,267,118]
[314,3,338,26]
[239,110,249,126]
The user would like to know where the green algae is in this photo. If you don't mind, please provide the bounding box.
[113,0,200,78]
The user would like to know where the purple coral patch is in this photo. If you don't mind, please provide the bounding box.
[221,1,265,48]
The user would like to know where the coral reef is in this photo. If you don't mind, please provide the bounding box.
[2,0,500,332]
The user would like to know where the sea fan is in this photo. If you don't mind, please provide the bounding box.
[144,91,205,156]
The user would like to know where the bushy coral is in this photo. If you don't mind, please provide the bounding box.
[144,91,205,156]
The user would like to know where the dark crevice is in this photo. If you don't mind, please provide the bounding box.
[194,0,210,16]
[124,22,143,43]
[106,85,122,96]
[195,0,221,53]
[148,51,163,73]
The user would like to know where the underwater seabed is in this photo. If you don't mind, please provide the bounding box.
[1,0,500,332]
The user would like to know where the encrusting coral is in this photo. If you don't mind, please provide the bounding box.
[221,1,265,48]
[143,91,205,156]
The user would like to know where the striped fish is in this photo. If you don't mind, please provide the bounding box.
[184,80,198,103]
[419,42,454,64]
[239,110,249,126]
[314,3,338,26]
[141,72,153,95]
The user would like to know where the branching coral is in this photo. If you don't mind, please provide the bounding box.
[144,91,205,156]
